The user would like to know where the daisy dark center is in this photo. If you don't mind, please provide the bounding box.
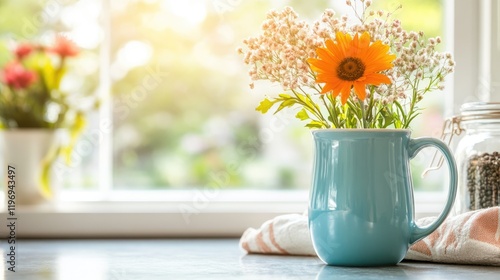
[336,57,365,81]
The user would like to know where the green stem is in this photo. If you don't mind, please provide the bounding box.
[359,99,367,128]
[320,94,338,128]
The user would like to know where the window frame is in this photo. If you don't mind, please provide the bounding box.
[1,0,496,238]
[0,190,443,238]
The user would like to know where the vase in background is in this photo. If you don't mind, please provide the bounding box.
[2,129,60,205]
[308,129,458,266]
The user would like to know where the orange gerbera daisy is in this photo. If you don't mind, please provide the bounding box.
[308,32,396,104]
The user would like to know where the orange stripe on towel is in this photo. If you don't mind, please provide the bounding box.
[256,231,273,253]
[411,240,432,256]
[269,222,289,255]
[470,208,500,247]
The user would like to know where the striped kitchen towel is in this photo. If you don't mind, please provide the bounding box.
[239,207,500,265]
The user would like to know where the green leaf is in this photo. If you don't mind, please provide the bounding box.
[295,108,309,121]
[275,98,297,113]
[39,54,56,90]
[255,98,275,114]
[294,92,306,103]
[380,110,394,127]
[305,121,324,128]
[61,112,87,164]
[278,93,291,99]
[54,68,67,89]
[39,144,59,199]
[297,93,318,110]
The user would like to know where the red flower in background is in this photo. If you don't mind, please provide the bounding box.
[2,62,37,89]
[14,43,34,60]
[50,35,79,58]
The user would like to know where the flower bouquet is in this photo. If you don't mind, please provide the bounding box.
[239,0,454,129]
[0,35,98,198]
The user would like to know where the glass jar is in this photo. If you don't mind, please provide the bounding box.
[454,102,500,214]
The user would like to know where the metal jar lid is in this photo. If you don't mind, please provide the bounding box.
[459,102,500,122]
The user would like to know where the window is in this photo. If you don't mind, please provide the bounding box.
[1,0,496,236]
[1,0,450,193]
[110,0,448,192]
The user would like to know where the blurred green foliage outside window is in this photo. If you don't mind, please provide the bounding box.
[0,0,446,191]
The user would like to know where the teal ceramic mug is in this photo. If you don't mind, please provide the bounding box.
[308,129,457,266]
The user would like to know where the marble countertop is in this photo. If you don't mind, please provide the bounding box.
[2,239,499,279]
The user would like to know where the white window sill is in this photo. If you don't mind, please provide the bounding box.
[0,190,446,238]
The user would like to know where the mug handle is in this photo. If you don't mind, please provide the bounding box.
[407,137,458,244]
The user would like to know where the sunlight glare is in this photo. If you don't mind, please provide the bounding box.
[60,0,102,49]
[57,254,107,280]
[69,24,102,49]
[116,41,153,69]
[161,0,207,26]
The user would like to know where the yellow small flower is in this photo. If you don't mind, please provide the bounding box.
[308,32,396,104]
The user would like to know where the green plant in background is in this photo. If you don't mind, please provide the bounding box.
[0,35,99,196]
